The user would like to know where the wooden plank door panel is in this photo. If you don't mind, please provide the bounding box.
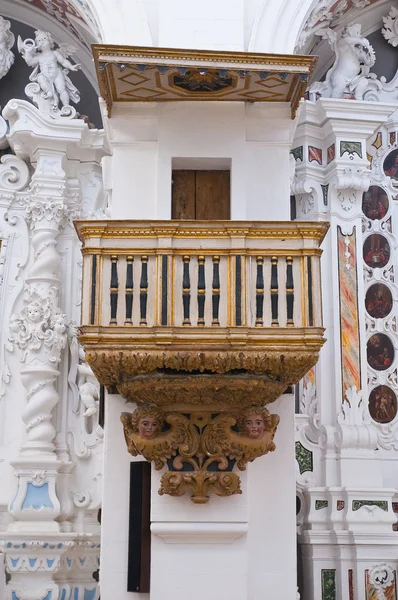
[172,170,196,220]
[195,170,230,220]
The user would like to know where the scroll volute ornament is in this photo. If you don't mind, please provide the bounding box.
[121,405,280,503]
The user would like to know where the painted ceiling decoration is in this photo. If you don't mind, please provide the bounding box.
[297,0,382,52]
[93,45,316,118]
[19,0,101,46]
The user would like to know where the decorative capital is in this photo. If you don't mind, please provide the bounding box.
[121,405,279,503]
[25,198,67,230]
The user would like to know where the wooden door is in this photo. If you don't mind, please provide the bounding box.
[172,170,230,220]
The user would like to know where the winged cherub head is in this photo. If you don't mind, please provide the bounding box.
[238,406,272,439]
[131,405,165,440]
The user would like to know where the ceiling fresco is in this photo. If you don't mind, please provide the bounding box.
[297,0,384,51]
[19,0,100,46]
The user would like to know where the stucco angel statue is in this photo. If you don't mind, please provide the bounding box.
[0,17,14,80]
[17,29,81,114]
[309,24,376,100]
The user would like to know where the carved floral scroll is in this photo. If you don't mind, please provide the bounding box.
[121,405,279,503]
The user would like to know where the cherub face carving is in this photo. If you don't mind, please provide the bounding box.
[27,302,42,323]
[138,416,159,440]
[244,414,265,439]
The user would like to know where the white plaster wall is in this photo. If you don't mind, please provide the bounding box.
[247,394,297,600]
[101,393,149,600]
[101,392,297,600]
[107,102,295,221]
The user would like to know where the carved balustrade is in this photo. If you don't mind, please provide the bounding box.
[76,220,328,502]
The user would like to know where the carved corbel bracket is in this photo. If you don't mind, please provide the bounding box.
[121,405,279,503]
[331,164,371,194]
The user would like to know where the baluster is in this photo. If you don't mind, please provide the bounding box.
[125,255,134,325]
[197,256,206,326]
[161,255,168,326]
[212,256,220,326]
[90,254,97,325]
[270,256,279,327]
[140,255,148,326]
[255,256,264,326]
[286,256,294,327]
[235,255,242,326]
[182,255,191,326]
[307,256,314,326]
[109,255,119,326]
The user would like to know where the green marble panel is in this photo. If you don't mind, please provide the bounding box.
[295,441,313,474]
[322,569,336,600]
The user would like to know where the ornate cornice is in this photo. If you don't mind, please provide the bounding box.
[92,44,316,118]
[75,219,329,244]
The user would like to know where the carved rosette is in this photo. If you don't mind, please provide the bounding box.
[121,406,279,503]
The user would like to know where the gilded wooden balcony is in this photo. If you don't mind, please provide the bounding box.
[76,220,328,407]
[76,220,328,502]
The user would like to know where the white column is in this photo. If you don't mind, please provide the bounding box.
[0,99,104,600]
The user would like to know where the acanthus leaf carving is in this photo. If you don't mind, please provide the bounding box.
[382,7,398,47]
[25,199,67,230]
[121,405,279,503]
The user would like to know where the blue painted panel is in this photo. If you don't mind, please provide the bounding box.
[9,485,19,512]
[21,483,54,510]
[28,558,37,567]
[47,559,55,568]
[11,559,19,567]
[43,592,52,600]
[84,589,97,600]
[73,588,79,600]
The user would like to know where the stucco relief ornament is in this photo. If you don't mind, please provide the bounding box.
[308,25,376,100]
[0,16,14,80]
[121,405,280,503]
[9,288,68,363]
[369,563,395,600]
[383,7,398,47]
[18,29,81,117]
[295,0,348,50]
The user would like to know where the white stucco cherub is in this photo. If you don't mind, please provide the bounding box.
[309,25,376,100]
[77,360,100,418]
[18,29,81,112]
[0,16,14,80]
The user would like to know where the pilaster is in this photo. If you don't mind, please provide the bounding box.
[0,100,105,599]
[293,98,398,599]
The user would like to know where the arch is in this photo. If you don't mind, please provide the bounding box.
[82,0,153,46]
[248,0,389,56]
[248,0,317,54]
